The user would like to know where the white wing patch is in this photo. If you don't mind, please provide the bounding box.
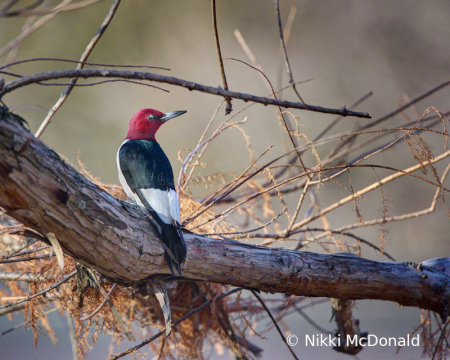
[168,190,181,223]
[117,140,181,225]
[139,188,179,224]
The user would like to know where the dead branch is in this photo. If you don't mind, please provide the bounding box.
[0,68,371,118]
[109,287,242,360]
[0,111,449,321]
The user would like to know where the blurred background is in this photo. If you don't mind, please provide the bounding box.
[1,0,450,359]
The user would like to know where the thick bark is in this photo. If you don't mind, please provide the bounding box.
[0,110,449,319]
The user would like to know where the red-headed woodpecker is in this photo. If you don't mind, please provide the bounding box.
[117,109,187,276]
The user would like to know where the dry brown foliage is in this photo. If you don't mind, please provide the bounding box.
[1,1,450,358]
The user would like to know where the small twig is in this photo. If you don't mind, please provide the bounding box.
[432,319,450,360]
[34,78,169,92]
[290,150,450,232]
[251,290,299,360]
[200,116,446,207]
[0,254,49,263]
[0,271,59,282]
[35,0,121,138]
[233,29,265,82]
[0,0,44,18]
[109,287,242,360]
[275,0,305,105]
[0,0,19,14]
[227,57,310,178]
[308,160,450,240]
[157,336,166,360]
[284,178,312,237]
[1,245,49,259]
[79,283,117,321]
[192,149,450,231]
[1,0,102,17]
[177,117,248,198]
[361,80,450,131]
[202,211,283,236]
[0,68,371,118]
[183,145,273,225]
[256,228,396,261]
[182,99,224,190]
[0,270,76,311]
[211,0,232,114]
[0,57,170,71]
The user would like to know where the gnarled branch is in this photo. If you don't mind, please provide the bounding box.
[0,68,370,118]
[0,110,449,320]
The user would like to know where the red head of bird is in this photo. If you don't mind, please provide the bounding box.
[126,108,187,141]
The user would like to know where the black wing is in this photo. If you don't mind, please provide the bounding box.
[118,139,174,191]
[119,139,186,276]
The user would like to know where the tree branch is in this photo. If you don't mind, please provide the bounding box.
[0,69,371,118]
[0,110,449,320]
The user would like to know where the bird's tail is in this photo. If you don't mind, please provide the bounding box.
[136,190,187,276]
[159,220,187,276]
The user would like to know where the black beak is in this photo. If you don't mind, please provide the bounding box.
[160,110,187,122]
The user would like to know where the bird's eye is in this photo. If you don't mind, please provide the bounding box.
[147,115,155,121]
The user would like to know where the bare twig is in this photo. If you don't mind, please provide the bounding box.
[183,145,273,225]
[290,150,450,232]
[181,99,224,190]
[192,149,450,231]
[0,254,49,263]
[109,287,242,360]
[361,80,450,131]
[0,0,44,18]
[1,0,103,17]
[0,68,371,118]
[35,0,121,138]
[202,211,283,236]
[275,0,305,104]
[227,57,310,178]
[34,79,169,92]
[0,0,19,14]
[0,57,170,71]
[0,270,76,311]
[251,290,299,360]
[177,118,248,198]
[308,160,450,240]
[0,271,57,282]
[211,0,232,114]
[256,228,396,261]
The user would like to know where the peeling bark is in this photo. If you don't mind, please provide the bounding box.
[0,109,449,319]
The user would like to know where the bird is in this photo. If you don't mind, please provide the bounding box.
[116,108,187,276]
